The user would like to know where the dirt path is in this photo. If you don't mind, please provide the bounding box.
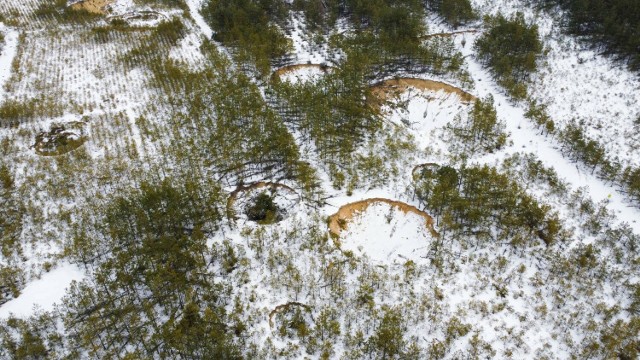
[328,198,438,237]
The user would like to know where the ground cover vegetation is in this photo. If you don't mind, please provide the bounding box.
[425,0,476,28]
[475,12,543,99]
[530,0,640,71]
[0,0,638,358]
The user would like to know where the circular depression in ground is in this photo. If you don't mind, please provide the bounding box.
[33,121,87,156]
[227,182,300,225]
[329,198,437,263]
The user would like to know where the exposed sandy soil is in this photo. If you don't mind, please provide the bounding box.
[370,78,476,105]
[70,0,113,14]
[328,198,438,237]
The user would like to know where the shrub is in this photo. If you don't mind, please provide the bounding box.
[475,12,542,98]
[245,192,280,223]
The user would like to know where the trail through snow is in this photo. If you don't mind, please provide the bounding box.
[457,34,640,234]
[184,0,212,39]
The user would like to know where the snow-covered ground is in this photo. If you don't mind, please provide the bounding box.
[471,0,640,168]
[0,24,19,102]
[183,0,212,39]
[338,202,435,263]
[277,64,330,84]
[0,0,638,357]
[0,263,84,319]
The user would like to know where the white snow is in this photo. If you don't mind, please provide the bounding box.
[0,263,84,319]
[183,0,212,40]
[0,25,19,102]
[279,65,329,85]
[339,202,434,263]
[107,0,134,15]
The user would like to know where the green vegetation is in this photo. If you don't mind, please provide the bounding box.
[63,179,242,358]
[272,64,380,181]
[425,0,476,27]
[475,12,542,99]
[0,165,23,261]
[201,0,290,75]
[292,0,340,30]
[0,100,36,126]
[448,95,508,154]
[147,52,312,186]
[246,192,281,223]
[0,314,63,359]
[533,0,640,71]
[331,0,467,80]
[414,164,561,246]
[0,164,24,304]
[155,17,187,45]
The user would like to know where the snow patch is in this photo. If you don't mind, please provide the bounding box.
[339,202,435,264]
[0,263,85,319]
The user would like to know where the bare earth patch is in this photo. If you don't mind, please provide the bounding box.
[370,78,476,106]
[268,302,312,328]
[328,198,437,237]
[70,0,114,14]
[412,163,441,181]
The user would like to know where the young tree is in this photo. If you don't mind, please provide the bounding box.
[63,179,241,358]
[475,12,542,98]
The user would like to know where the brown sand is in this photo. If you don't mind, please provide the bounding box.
[370,78,476,105]
[70,0,113,14]
[328,198,438,237]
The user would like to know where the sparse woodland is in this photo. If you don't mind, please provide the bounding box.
[0,0,638,358]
